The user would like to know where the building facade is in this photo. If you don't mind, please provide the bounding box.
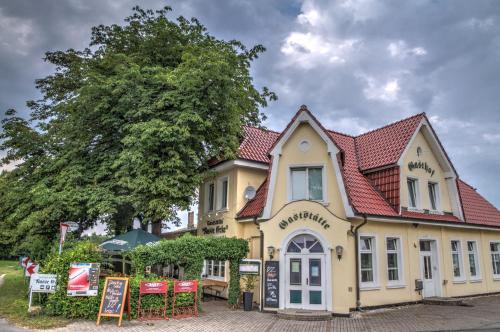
[197,105,500,315]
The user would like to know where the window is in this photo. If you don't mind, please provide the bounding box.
[217,177,228,210]
[407,178,419,209]
[428,182,439,211]
[386,237,403,285]
[204,260,225,279]
[451,240,464,281]
[359,236,377,287]
[291,167,323,201]
[490,242,500,278]
[206,182,215,212]
[467,241,480,280]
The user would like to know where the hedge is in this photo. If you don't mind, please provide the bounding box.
[130,234,249,307]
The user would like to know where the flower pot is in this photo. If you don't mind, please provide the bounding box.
[243,291,253,311]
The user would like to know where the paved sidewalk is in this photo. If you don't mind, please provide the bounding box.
[31,295,500,332]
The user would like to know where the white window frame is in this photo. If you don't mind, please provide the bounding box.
[490,241,500,280]
[467,240,481,282]
[427,181,441,213]
[217,176,229,211]
[385,236,405,288]
[359,234,379,289]
[407,177,421,211]
[287,164,327,203]
[205,181,215,213]
[203,259,226,280]
[450,240,465,282]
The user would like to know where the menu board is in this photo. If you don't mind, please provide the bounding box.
[97,277,130,327]
[264,261,279,308]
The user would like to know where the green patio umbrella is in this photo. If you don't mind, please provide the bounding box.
[100,229,161,252]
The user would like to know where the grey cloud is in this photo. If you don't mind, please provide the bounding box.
[0,0,499,207]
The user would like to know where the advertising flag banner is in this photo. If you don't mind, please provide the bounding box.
[67,263,100,296]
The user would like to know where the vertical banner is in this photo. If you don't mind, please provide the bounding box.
[59,223,69,255]
[67,263,100,296]
[264,261,279,308]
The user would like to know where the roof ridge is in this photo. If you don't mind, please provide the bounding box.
[327,129,355,138]
[243,125,281,135]
[355,112,425,138]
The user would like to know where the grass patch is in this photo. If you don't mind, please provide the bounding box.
[0,260,69,329]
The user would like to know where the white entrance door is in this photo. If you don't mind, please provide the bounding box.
[419,240,440,297]
[285,234,326,310]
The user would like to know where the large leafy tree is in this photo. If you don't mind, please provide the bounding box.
[0,6,275,258]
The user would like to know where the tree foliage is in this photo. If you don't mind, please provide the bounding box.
[0,6,275,258]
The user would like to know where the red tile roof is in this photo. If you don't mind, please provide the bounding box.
[355,113,424,171]
[458,180,500,227]
[237,126,279,164]
[234,109,500,227]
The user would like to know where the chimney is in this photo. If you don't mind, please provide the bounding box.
[188,211,195,229]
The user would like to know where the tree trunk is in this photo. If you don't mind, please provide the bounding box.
[151,220,162,235]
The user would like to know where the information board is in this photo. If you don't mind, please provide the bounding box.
[239,259,261,275]
[30,273,57,293]
[264,261,279,308]
[67,262,100,296]
[97,277,130,327]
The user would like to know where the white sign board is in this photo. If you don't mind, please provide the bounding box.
[64,221,79,232]
[239,259,261,275]
[30,273,57,293]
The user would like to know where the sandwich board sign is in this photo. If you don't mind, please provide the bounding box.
[28,273,57,311]
[97,277,131,327]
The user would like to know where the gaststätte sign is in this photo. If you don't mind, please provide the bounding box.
[408,160,435,177]
[67,262,100,296]
[278,211,331,230]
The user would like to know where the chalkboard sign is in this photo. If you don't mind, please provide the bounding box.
[97,277,130,327]
[264,261,279,308]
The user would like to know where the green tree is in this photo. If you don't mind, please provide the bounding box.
[0,6,275,258]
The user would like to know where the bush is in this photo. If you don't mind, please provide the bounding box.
[42,241,197,320]
[42,241,104,319]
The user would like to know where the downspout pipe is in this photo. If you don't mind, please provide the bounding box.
[353,214,368,311]
[255,218,264,312]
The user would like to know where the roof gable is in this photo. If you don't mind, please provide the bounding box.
[458,180,500,226]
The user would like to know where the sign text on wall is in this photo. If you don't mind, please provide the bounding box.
[279,211,331,230]
[408,161,435,177]
[202,219,228,235]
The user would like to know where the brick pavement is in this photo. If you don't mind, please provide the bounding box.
[38,295,500,332]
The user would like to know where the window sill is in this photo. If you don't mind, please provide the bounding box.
[428,210,443,215]
[360,285,380,291]
[470,278,482,283]
[204,276,225,281]
[452,279,466,284]
[493,276,500,281]
[216,208,229,213]
[407,207,424,213]
[386,284,406,289]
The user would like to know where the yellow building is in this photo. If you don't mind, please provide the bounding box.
[198,105,500,315]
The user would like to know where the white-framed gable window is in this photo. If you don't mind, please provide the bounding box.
[407,177,419,210]
[217,176,229,210]
[359,235,378,288]
[386,237,403,286]
[467,241,481,281]
[490,242,500,279]
[290,166,324,201]
[451,240,465,282]
[428,182,440,212]
[205,182,215,212]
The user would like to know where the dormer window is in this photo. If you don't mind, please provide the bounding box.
[407,178,419,209]
[290,166,324,201]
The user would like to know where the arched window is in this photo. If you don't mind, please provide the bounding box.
[286,234,324,253]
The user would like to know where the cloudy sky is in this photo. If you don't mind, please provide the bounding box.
[1,0,499,222]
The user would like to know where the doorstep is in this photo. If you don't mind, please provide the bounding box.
[277,309,332,321]
[422,297,472,307]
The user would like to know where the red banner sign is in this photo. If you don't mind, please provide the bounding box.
[174,280,198,293]
[140,281,168,294]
